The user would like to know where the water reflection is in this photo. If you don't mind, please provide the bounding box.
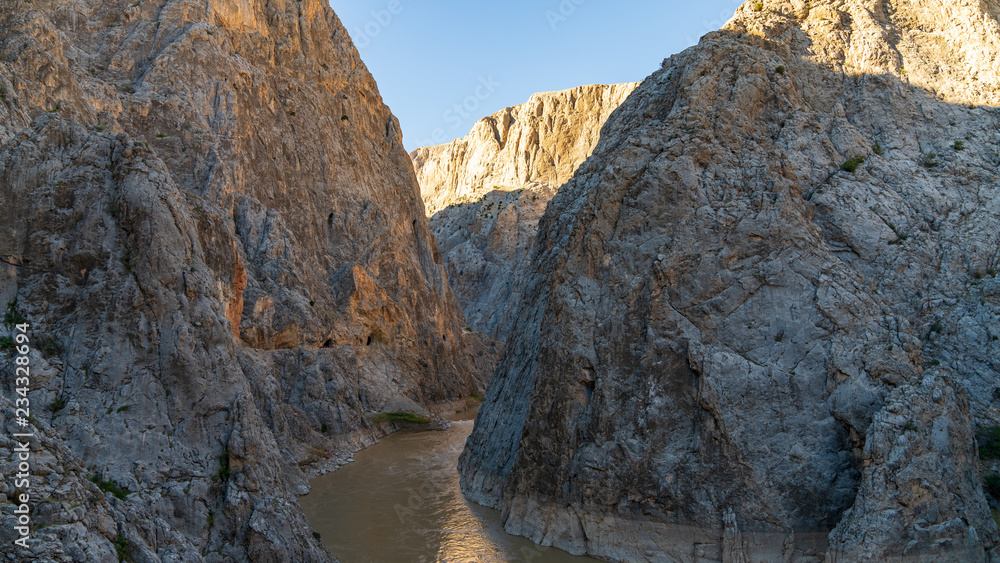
[299,415,600,563]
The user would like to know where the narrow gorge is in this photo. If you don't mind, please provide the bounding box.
[2,0,1000,561]
[412,83,637,342]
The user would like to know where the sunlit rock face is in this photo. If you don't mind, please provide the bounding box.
[460,0,1000,561]
[412,83,637,341]
[0,0,496,559]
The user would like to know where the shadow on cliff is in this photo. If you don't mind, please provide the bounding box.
[429,187,546,341]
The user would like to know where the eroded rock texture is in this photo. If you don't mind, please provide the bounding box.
[412,84,637,340]
[460,0,1000,561]
[0,0,493,560]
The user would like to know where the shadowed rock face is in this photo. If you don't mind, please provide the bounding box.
[460,0,1000,561]
[412,84,637,341]
[0,0,495,559]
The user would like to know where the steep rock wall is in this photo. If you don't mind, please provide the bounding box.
[460,1,1000,561]
[0,0,494,560]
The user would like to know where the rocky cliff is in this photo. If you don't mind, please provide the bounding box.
[0,0,493,560]
[460,0,1000,561]
[412,84,637,340]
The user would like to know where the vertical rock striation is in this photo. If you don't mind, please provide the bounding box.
[460,1,1000,561]
[0,0,493,560]
[412,84,637,340]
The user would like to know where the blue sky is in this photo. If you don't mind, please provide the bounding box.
[329,1,744,151]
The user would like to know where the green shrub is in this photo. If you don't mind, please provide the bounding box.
[4,300,26,327]
[872,143,884,156]
[953,140,966,151]
[752,2,763,10]
[0,336,13,354]
[89,474,130,500]
[320,423,328,433]
[371,412,430,425]
[985,474,1000,499]
[114,532,129,562]
[207,510,215,528]
[978,427,1000,459]
[930,322,943,334]
[841,157,864,172]
[469,392,485,403]
[214,449,231,483]
[921,152,938,168]
[903,422,919,432]
[775,65,786,74]
[49,397,67,411]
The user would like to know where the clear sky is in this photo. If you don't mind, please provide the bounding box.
[329,1,744,151]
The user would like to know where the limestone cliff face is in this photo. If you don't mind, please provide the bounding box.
[412,84,637,340]
[460,1,1000,561]
[0,0,493,560]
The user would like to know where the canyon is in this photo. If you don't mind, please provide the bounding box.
[2,0,1000,561]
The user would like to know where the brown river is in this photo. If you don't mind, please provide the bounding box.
[299,412,601,563]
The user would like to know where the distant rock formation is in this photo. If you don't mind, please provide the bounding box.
[0,0,495,559]
[412,84,637,340]
[460,0,1000,561]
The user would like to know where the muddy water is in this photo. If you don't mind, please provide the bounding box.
[299,413,601,563]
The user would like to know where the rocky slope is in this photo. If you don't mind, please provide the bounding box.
[460,0,1000,561]
[0,0,494,560]
[412,84,637,340]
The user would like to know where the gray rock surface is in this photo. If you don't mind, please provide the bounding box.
[460,0,1000,561]
[412,84,636,340]
[0,0,496,560]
